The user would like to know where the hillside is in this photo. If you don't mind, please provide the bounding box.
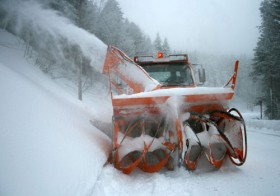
[1,29,280,196]
[0,30,111,195]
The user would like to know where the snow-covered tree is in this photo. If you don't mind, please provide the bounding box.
[142,36,154,55]
[162,38,171,56]
[120,20,150,57]
[45,0,78,23]
[153,33,163,54]
[95,0,123,46]
[252,0,280,119]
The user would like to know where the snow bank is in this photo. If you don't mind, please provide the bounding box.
[243,112,280,136]
[0,30,111,196]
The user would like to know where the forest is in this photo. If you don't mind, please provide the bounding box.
[252,0,280,119]
[0,0,279,119]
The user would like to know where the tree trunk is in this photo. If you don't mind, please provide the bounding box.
[78,55,83,100]
[77,0,84,101]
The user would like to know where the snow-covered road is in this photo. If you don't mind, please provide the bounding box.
[92,130,280,196]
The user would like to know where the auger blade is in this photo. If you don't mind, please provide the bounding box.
[182,124,202,170]
[113,115,177,173]
[195,122,227,169]
[210,109,247,166]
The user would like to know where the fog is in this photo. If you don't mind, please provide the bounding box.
[1,0,106,72]
[0,0,259,104]
[117,0,262,56]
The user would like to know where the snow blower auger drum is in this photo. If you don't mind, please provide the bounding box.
[112,114,178,174]
[182,109,247,170]
[103,46,247,174]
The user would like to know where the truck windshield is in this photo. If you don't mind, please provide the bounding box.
[141,63,194,86]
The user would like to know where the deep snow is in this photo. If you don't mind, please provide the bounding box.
[0,30,111,195]
[1,30,280,196]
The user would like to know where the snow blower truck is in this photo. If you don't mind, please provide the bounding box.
[103,46,247,174]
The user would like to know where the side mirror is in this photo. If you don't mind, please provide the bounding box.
[192,64,206,86]
[198,68,206,84]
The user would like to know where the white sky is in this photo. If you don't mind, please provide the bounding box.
[117,0,262,56]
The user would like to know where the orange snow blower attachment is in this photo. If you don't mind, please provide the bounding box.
[103,46,247,174]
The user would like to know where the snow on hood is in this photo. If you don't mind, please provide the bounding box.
[115,87,234,99]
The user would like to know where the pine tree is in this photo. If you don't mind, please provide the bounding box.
[120,20,149,57]
[43,0,80,24]
[252,0,280,119]
[143,36,153,55]
[153,33,163,54]
[162,38,170,56]
[118,19,136,57]
[95,0,123,46]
